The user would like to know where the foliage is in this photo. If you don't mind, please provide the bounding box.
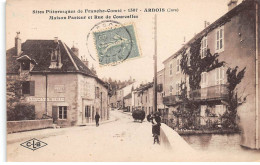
[222,66,246,129]
[7,103,35,121]
[180,37,224,90]
[6,75,28,111]
[104,76,136,96]
[173,81,200,129]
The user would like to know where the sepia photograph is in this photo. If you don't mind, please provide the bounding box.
[4,0,260,162]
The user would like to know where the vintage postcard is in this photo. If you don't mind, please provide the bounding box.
[5,0,260,162]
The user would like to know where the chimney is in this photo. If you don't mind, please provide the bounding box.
[54,37,58,43]
[83,59,89,67]
[71,43,79,57]
[204,21,210,28]
[228,0,238,11]
[15,32,21,56]
[182,36,186,46]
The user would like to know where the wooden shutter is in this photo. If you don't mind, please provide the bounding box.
[52,106,58,123]
[30,81,35,96]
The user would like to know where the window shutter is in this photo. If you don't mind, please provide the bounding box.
[30,81,35,96]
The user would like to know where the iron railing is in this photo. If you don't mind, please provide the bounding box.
[189,84,228,101]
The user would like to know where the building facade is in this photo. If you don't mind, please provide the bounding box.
[162,0,260,149]
[6,34,109,127]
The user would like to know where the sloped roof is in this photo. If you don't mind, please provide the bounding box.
[6,39,107,86]
[123,93,132,99]
[135,82,153,92]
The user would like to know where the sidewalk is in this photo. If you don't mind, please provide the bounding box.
[7,115,117,144]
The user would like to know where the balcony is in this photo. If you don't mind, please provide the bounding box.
[189,84,228,101]
[163,95,182,106]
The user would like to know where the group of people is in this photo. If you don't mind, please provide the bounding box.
[147,112,161,144]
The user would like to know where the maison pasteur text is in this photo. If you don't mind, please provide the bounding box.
[49,15,138,20]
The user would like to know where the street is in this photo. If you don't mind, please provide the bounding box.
[7,111,173,161]
[7,110,260,162]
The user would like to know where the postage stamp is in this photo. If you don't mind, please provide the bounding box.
[92,23,141,66]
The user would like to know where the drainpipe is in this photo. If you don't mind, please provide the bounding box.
[45,73,48,115]
[255,0,259,149]
[101,92,103,120]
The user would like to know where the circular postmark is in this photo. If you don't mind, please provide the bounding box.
[86,20,139,66]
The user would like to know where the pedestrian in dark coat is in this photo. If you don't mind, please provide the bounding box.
[152,113,161,144]
[95,112,100,127]
[147,113,151,122]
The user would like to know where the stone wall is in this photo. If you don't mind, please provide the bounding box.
[7,119,53,133]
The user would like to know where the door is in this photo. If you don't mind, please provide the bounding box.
[92,106,95,123]
[52,106,58,124]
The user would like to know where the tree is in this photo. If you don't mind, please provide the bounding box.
[6,74,36,121]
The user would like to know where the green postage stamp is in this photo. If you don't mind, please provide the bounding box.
[93,23,141,66]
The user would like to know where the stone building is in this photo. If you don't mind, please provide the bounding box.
[123,93,132,112]
[132,77,165,116]
[162,0,260,149]
[6,33,109,127]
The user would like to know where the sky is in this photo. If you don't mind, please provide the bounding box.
[6,0,243,83]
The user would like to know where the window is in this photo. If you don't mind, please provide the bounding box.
[85,106,91,117]
[186,48,191,66]
[201,72,208,88]
[216,27,224,52]
[216,67,225,85]
[201,36,207,58]
[176,58,180,73]
[187,54,191,66]
[215,105,226,116]
[95,87,100,98]
[22,81,35,95]
[58,106,67,119]
[22,81,30,94]
[21,61,30,71]
[169,63,173,76]
[176,82,180,95]
[169,85,173,95]
[51,49,58,61]
[186,76,190,92]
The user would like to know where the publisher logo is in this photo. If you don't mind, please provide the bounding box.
[20,138,47,151]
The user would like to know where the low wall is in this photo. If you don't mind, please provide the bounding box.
[159,123,194,151]
[7,119,53,133]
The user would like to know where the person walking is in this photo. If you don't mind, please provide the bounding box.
[95,112,100,127]
[147,113,151,122]
[152,112,161,144]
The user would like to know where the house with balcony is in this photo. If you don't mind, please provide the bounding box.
[6,33,110,127]
[162,0,260,149]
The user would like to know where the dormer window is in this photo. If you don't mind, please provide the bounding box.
[17,55,36,72]
[49,47,62,69]
[51,50,58,62]
[21,61,30,71]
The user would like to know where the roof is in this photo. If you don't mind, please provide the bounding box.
[163,0,255,64]
[135,82,153,92]
[123,93,132,99]
[6,39,107,87]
